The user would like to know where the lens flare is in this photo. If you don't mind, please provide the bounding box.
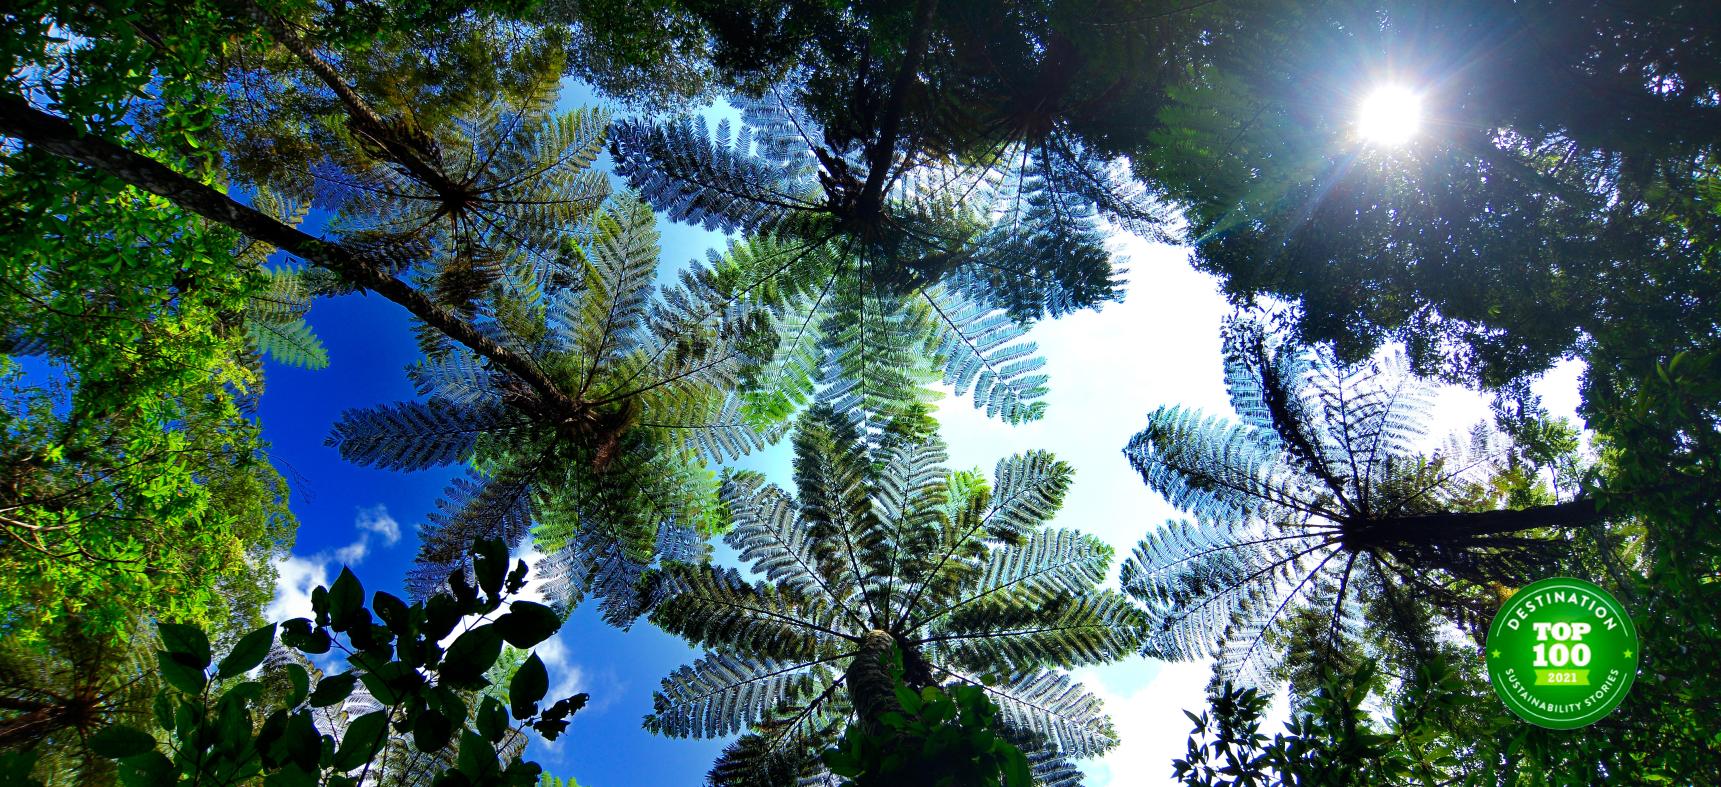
[1357,85,1423,146]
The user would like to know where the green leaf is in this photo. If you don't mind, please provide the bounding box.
[158,622,211,668]
[476,695,508,743]
[441,624,503,689]
[333,710,389,771]
[218,623,277,679]
[373,591,411,635]
[329,567,364,630]
[494,601,560,649]
[414,708,455,753]
[286,663,310,707]
[473,537,506,598]
[157,651,207,694]
[117,751,176,786]
[89,725,158,759]
[510,653,548,720]
[308,673,357,708]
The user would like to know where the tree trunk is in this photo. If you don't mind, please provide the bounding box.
[856,0,939,219]
[845,630,902,737]
[237,0,464,196]
[0,703,72,749]
[1360,498,1604,545]
[0,94,582,419]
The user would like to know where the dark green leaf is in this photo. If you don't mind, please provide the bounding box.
[505,559,530,594]
[473,537,506,598]
[510,653,547,720]
[373,591,411,635]
[89,725,157,758]
[308,673,357,708]
[476,695,508,743]
[333,710,389,771]
[329,567,364,631]
[440,624,503,689]
[493,601,559,649]
[157,651,207,694]
[413,708,454,753]
[117,751,175,786]
[157,622,211,668]
[286,663,310,707]
[218,623,277,679]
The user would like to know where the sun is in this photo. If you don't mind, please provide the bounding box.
[1356,85,1423,146]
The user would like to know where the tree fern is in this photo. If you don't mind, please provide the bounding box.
[328,195,775,623]
[611,92,1155,426]
[644,404,1141,780]
[314,73,611,324]
[1121,315,1567,687]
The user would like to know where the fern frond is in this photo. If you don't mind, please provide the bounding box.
[406,463,541,600]
[921,286,1048,424]
[611,115,817,235]
[325,401,518,471]
[932,591,1145,670]
[646,653,841,739]
[975,670,1116,757]
[651,565,849,662]
[245,316,328,369]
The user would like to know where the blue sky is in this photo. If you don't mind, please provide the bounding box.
[260,84,1586,786]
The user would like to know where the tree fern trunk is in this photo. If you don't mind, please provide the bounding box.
[0,94,583,420]
[1362,498,1603,544]
[845,630,901,737]
[239,0,464,196]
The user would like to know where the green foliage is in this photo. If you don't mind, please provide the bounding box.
[612,92,1153,425]
[645,404,1138,782]
[823,648,1033,787]
[327,194,768,621]
[1122,315,1580,685]
[1131,1,1720,391]
[84,539,585,787]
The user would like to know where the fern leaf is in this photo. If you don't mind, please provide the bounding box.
[325,401,516,471]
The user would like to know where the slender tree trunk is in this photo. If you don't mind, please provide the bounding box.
[1366,498,1604,543]
[235,0,463,196]
[0,94,582,418]
[845,630,902,737]
[857,0,939,218]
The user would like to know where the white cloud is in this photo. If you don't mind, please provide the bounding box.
[265,504,403,622]
[356,505,402,545]
[266,553,332,624]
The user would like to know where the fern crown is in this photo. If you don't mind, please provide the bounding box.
[644,404,1143,783]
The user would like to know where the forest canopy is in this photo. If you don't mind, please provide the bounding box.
[1,0,1716,784]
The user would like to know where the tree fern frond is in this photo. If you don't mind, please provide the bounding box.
[245,315,328,369]
[922,286,1048,424]
[1126,405,1318,525]
[646,653,842,739]
[651,565,850,661]
[610,115,816,235]
[722,471,861,620]
[932,591,1145,670]
[325,401,516,471]
[406,463,541,600]
[983,450,1074,544]
[973,670,1116,757]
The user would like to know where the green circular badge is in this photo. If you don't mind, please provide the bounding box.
[1485,577,1639,729]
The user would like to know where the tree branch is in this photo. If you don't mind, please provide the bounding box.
[0,93,583,418]
[857,0,939,218]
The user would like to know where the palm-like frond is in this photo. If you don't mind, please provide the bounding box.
[1122,315,1552,686]
[646,404,1139,780]
[327,196,774,623]
[612,91,1158,427]
[316,80,610,322]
